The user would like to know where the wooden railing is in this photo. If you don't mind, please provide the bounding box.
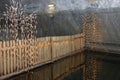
[0,33,85,79]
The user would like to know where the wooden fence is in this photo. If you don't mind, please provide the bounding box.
[0,33,85,79]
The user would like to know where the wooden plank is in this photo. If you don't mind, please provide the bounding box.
[22,40,25,69]
[5,42,8,74]
[10,40,13,73]
[51,42,55,59]
[7,41,10,74]
[21,45,24,69]
[19,40,22,70]
[40,47,43,63]
[34,39,36,65]
[16,42,19,71]
[21,40,24,69]
[38,44,41,64]
[48,45,51,61]
[43,46,45,62]
[24,40,27,69]
[13,40,16,72]
[6,49,8,75]
[33,39,37,65]
[3,41,7,75]
[9,48,11,74]
[7,49,10,74]
[29,39,33,65]
[31,46,34,66]
[0,42,2,76]
[44,46,47,61]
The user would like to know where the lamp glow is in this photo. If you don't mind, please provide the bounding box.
[47,3,56,17]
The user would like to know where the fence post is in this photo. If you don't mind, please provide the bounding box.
[0,42,2,76]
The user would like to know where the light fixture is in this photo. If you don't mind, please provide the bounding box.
[88,0,98,8]
[47,1,56,17]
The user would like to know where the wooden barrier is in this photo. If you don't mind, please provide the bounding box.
[52,36,72,59]
[0,42,2,76]
[10,52,85,80]
[0,33,85,78]
[37,37,51,63]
